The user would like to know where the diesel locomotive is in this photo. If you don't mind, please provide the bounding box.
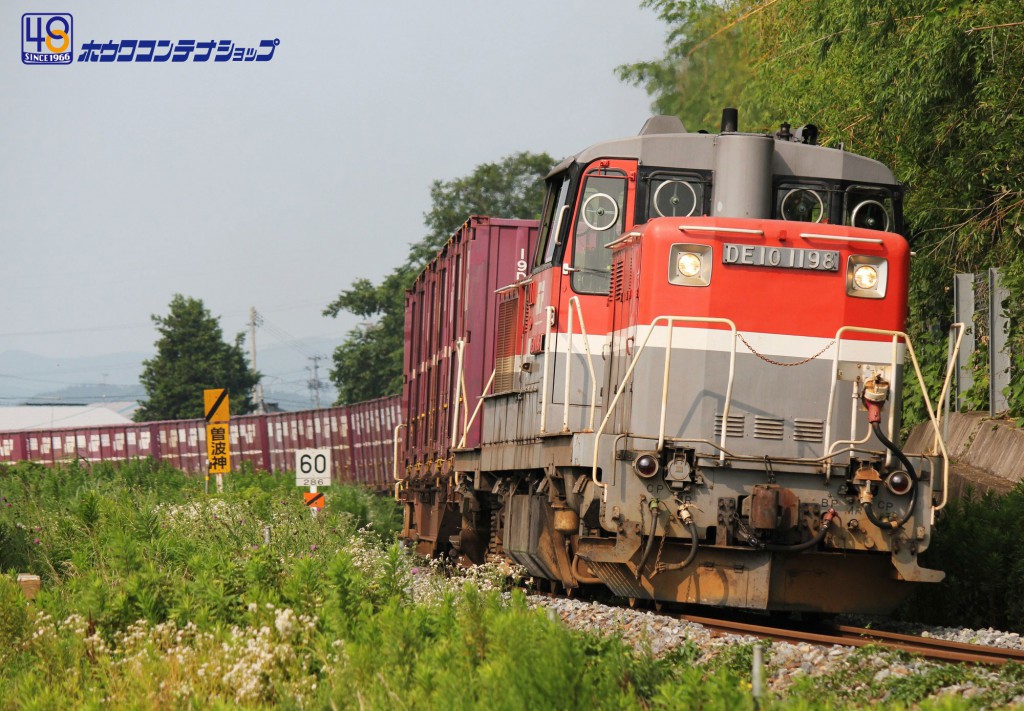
[397,110,959,615]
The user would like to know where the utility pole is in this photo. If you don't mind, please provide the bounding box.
[250,306,266,414]
[307,355,324,409]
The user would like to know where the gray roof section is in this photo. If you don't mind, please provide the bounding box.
[549,121,898,186]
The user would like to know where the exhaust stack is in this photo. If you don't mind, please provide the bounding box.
[720,107,738,133]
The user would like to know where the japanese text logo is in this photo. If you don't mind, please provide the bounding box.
[22,13,73,65]
[76,38,279,63]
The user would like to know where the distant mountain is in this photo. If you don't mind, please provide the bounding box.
[25,383,146,405]
[0,350,148,402]
[0,337,340,412]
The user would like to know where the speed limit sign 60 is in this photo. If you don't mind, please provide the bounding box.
[295,448,332,487]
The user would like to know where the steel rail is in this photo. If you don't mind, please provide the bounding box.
[833,624,1024,665]
[680,613,1024,666]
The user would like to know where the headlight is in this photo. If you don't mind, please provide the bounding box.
[846,255,888,299]
[677,252,702,278]
[668,243,712,286]
[853,264,879,290]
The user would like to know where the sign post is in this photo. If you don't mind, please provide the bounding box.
[204,388,231,493]
[296,448,330,516]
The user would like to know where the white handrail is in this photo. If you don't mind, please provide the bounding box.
[562,296,599,433]
[821,325,952,513]
[450,339,466,449]
[934,323,965,452]
[886,334,899,468]
[392,422,407,500]
[678,225,764,236]
[458,368,496,449]
[657,325,674,452]
[459,345,470,437]
[799,233,884,244]
[605,231,642,250]
[591,316,738,499]
[539,306,555,434]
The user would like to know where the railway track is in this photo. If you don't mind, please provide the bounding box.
[533,588,1024,665]
[680,612,1024,666]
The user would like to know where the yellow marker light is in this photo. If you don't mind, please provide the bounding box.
[677,252,703,278]
[853,264,879,290]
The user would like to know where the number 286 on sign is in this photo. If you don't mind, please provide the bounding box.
[295,448,332,487]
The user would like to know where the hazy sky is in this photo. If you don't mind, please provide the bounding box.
[2,1,666,397]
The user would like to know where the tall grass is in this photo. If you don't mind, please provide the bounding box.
[0,459,1015,708]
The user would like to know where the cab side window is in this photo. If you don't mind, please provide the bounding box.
[534,175,571,268]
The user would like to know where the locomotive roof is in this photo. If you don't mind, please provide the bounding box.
[550,122,899,186]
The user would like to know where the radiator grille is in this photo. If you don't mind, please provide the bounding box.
[793,418,825,443]
[611,259,625,301]
[753,416,785,440]
[494,295,518,393]
[714,413,745,438]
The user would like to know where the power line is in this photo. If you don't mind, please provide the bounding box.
[256,313,333,357]
[250,307,266,414]
[0,321,152,337]
[307,356,325,409]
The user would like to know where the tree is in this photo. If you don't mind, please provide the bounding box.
[616,0,764,133]
[135,295,260,421]
[324,151,555,404]
[619,0,1024,422]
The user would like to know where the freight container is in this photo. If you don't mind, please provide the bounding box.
[0,401,402,492]
[348,396,401,489]
[402,216,539,481]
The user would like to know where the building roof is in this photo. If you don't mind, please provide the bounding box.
[0,403,137,431]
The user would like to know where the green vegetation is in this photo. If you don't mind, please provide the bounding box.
[620,0,1024,427]
[0,459,1021,707]
[905,482,1024,632]
[324,151,554,404]
[136,294,260,421]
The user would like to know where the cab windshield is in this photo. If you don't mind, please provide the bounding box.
[571,173,627,294]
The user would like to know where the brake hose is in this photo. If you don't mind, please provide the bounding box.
[654,511,700,574]
[862,421,919,530]
[765,508,837,552]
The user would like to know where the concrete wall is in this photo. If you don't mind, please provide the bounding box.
[906,411,1024,497]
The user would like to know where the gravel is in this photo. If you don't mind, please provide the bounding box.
[879,622,1024,651]
[529,595,1024,704]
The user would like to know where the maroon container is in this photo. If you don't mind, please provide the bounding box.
[0,401,404,491]
[348,396,401,489]
[402,216,538,480]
